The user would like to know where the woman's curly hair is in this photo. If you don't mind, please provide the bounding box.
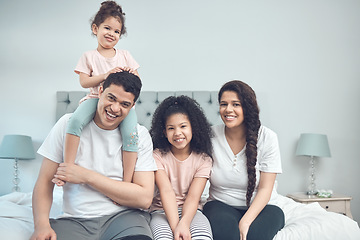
[91,1,127,36]
[218,80,261,207]
[150,95,214,159]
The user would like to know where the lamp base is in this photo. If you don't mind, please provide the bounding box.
[307,190,318,195]
[13,158,21,192]
[307,156,317,196]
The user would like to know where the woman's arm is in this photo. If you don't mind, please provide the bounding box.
[238,172,277,240]
[155,169,180,232]
[175,177,208,240]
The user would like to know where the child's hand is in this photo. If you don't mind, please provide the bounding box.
[52,177,65,187]
[119,66,137,75]
[105,67,123,79]
[104,67,138,80]
[173,221,191,240]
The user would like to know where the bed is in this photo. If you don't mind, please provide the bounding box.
[1,91,359,240]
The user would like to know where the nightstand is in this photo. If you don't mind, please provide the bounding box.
[287,192,353,219]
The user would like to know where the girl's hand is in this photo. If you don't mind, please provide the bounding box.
[119,66,137,75]
[104,67,137,80]
[104,67,123,79]
[239,219,251,240]
[173,221,191,240]
[51,177,65,187]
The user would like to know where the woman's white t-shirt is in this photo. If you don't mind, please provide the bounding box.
[208,124,282,206]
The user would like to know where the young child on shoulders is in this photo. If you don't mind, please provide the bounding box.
[149,95,214,240]
[53,1,139,186]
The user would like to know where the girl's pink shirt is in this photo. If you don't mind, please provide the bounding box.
[74,49,139,102]
[150,149,212,212]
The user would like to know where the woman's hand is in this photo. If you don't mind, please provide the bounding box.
[239,219,251,240]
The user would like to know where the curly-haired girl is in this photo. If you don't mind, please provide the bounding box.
[53,1,139,186]
[203,80,285,240]
[149,95,213,240]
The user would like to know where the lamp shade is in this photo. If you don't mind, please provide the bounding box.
[0,135,35,160]
[295,133,331,158]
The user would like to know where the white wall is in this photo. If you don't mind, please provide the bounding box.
[1,0,359,223]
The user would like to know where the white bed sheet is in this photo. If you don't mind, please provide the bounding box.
[0,187,63,240]
[0,189,359,240]
[272,194,360,240]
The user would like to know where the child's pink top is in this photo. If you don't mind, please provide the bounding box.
[150,149,212,211]
[75,49,139,102]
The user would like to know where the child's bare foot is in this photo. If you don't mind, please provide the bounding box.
[52,177,65,186]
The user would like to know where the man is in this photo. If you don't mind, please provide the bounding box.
[31,71,157,240]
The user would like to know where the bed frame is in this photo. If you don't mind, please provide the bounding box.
[1,91,359,240]
[56,91,223,129]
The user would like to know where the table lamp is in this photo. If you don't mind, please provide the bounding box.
[0,135,35,192]
[295,133,331,195]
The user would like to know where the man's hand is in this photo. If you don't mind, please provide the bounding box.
[30,225,57,240]
[54,163,88,184]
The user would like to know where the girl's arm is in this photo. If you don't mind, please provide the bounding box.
[238,172,277,240]
[155,169,180,232]
[79,68,139,89]
[174,177,208,240]
[79,72,108,88]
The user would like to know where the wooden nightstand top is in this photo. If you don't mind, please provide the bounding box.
[287,192,352,202]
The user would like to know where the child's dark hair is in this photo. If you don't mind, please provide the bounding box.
[91,1,127,36]
[150,95,214,158]
[103,71,142,102]
[218,80,261,207]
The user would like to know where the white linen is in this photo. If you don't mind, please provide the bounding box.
[1,189,359,240]
[0,187,63,240]
[273,194,360,239]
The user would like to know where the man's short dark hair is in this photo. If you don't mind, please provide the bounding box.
[103,71,142,102]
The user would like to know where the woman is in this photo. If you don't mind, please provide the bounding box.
[203,80,285,240]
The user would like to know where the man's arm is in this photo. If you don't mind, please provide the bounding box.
[54,163,155,209]
[31,158,59,240]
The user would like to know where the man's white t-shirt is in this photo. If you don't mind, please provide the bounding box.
[37,113,157,218]
[208,124,282,207]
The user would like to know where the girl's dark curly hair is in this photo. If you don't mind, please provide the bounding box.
[91,1,127,36]
[150,95,214,159]
[218,80,261,207]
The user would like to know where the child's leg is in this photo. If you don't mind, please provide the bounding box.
[120,107,138,182]
[189,210,213,240]
[52,98,98,186]
[150,210,174,240]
